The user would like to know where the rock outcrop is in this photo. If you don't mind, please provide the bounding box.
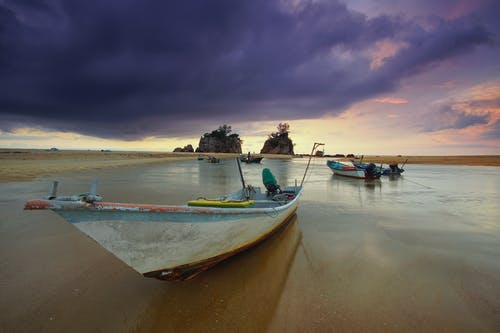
[260,132,294,155]
[196,136,242,153]
[173,144,194,153]
[195,125,242,153]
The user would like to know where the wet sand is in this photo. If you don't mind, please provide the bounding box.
[1,155,499,332]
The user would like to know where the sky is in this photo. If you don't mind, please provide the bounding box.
[0,0,499,155]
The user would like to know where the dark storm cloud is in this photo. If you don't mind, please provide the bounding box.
[421,105,490,132]
[0,0,496,139]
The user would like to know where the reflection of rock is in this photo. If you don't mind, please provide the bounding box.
[196,136,241,153]
[260,132,294,155]
[141,217,301,332]
[173,144,194,152]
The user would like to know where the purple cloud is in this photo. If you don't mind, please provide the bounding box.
[482,119,500,140]
[421,105,491,132]
[0,0,497,139]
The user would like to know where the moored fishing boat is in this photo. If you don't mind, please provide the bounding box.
[25,143,324,281]
[351,160,406,176]
[241,152,263,163]
[241,156,264,163]
[327,160,381,179]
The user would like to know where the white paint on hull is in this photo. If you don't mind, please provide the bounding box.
[331,169,366,178]
[62,201,298,274]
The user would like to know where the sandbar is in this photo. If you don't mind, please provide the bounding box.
[0,149,498,181]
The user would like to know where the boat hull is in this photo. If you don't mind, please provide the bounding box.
[330,169,366,178]
[327,160,366,179]
[26,195,300,281]
[144,207,297,280]
[241,157,263,163]
[327,160,382,179]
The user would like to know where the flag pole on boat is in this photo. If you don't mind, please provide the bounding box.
[300,142,324,188]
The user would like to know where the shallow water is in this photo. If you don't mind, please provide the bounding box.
[1,158,499,332]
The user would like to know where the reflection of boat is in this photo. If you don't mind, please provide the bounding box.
[25,144,323,281]
[351,160,405,176]
[327,160,381,179]
[141,217,302,331]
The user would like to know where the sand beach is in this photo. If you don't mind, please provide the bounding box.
[1,149,498,182]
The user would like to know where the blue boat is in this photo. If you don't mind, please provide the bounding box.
[327,160,382,179]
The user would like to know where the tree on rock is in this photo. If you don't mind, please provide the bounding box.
[260,123,294,155]
[277,123,290,136]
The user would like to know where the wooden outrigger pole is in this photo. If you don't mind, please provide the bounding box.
[300,142,325,188]
[236,157,246,190]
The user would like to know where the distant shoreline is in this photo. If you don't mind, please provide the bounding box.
[345,155,500,167]
[0,149,498,181]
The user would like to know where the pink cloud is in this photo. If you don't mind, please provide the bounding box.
[373,97,409,104]
[421,81,500,142]
[433,81,463,89]
[369,39,409,70]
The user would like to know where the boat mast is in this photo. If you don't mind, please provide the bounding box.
[236,157,246,190]
[300,142,324,188]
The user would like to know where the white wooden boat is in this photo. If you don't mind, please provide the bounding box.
[25,144,324,281]
[26,183,300,281]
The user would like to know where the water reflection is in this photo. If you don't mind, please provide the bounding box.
[139,217,302,332]
[329,174,382,190]
[260,158,294,185]
[197,159,234,189]
[239,158,294,188]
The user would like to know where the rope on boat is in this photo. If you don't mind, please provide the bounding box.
[403,177,433,189]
